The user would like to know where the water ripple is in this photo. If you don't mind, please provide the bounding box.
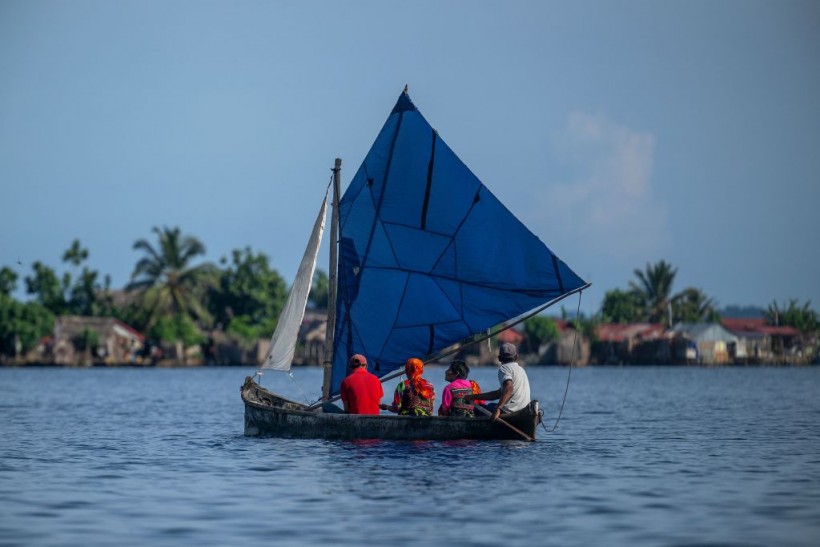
[1,366,819,546]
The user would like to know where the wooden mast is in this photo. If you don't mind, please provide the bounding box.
[321,158,341,400]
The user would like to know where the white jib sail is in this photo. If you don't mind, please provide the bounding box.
[262,188,329,371]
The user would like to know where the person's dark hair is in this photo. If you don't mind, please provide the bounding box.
[449,360,470,379]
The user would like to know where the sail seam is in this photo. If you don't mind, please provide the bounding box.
[421,129,437,230]
[355,265,573,295]
[337,165,372,232]
[431,275,462,321]
[426,186,481,275]
[380,220,453,239]
[551,253,565,294]
[390,318,464,329]
[360,112,404,273]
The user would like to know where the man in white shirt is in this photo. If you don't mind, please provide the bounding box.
[464,343,531,421]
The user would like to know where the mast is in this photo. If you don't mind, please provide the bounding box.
[321,158,341,400]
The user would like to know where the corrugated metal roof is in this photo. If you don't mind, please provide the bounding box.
[722,318,800,337]
[671,322,737,343]
[721,317,767,332]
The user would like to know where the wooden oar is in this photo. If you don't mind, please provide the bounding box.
[474,405,534,442]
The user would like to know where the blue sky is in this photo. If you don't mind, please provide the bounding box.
[1,0,818,316]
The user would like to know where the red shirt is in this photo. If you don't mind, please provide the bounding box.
[340,367,384,415]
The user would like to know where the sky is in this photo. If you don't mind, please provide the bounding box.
[1,0,819,317]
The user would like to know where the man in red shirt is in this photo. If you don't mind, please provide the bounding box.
[340,354,383,415]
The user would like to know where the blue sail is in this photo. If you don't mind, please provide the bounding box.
[330,91,586,395]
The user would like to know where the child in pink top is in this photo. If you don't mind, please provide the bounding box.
[438,360,483,417]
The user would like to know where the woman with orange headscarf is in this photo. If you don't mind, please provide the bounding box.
[379,358,436,416]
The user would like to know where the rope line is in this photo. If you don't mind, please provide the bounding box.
[542,289,583,434]
[288,372,313,405]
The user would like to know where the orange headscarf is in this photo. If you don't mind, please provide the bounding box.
[404,358,433,399]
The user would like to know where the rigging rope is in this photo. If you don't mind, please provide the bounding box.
[288,371,313,405]
[253,370,314,406]
[541,289,584,434]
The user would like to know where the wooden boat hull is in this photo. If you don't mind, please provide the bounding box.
[241,377,540,441]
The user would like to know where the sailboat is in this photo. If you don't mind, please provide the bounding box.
[241,89,589,441]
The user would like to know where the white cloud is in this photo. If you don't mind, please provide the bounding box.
[536,112,669,264]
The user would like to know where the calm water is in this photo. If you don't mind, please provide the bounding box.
[1,366,819,546]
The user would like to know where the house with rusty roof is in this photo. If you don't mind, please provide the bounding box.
[593,323,667,364]
[720,317,801,363]
[52,316,144,366]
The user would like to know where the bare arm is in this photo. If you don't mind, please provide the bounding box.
[463,381,513,421]
[463,388,502,402]
[492,380,514,421]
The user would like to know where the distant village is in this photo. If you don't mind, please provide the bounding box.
[4,309,817,368]
[1,234,817,368]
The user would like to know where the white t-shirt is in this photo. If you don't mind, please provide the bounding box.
[498,362,531,412]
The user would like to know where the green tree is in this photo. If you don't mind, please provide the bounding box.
[62,239,89,267]
[673,287,720,323]
[60,239,106,316]
[224,315,267,344]
[629,260,678,325]
[92,274,117,317]
[128,226,217,327]
[25,261,71,315]
[0,267,18,297]
[128,227,216,362]
[67,268,102,316]
[601,289,644,323]
[149,314,205,347]
[523,315,559,353]
[766,299,818,332]
[23,241,108,316]
[209,247,287,341]
[0,294,54,358]
[309,269,329,309]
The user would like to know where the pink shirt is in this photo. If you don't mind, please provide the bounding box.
[440,379,473,414]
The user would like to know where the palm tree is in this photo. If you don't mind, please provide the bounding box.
[128,226,217,332]
[62,239,89,267]
[766,299,818,332]
[629,260,678,325]
[673,287,719,323]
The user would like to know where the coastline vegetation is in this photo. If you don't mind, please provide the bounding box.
[0,229,816,365]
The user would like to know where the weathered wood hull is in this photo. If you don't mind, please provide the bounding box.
[241,377,540,441]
